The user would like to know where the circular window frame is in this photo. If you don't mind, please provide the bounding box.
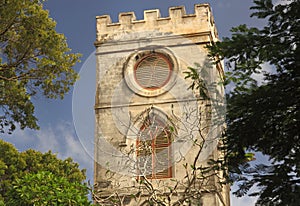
[124,48,178,97]
[134,53,173,91]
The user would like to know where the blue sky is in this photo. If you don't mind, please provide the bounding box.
[2,0,286,205]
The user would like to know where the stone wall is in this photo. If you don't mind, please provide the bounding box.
[94,4,229,206]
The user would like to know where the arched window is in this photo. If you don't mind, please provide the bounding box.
[136,114,172,179]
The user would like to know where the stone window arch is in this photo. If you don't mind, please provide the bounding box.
[136,109,173,179]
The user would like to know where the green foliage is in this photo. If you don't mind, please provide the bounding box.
[7,171,91,206]
[0,0,80,134]
[183,59,216,101]
[184,65,209,100]
[208,0,299,205]
[0,139,89,205]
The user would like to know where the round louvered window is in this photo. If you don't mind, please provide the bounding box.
[124,49,178,97]
[134,54,172,90]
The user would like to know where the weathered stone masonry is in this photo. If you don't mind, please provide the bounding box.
[94,4,230,205]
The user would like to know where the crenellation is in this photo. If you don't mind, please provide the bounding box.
[169,6,186,19]
[96,4,219,43]
[144,9,161,21]
[119,12,136,25]
[194,4,209,16]
[96,15,112,25]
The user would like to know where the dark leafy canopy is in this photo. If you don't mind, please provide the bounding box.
[0,0,80,134]
[208,0,299,205]
[0,139,91,205]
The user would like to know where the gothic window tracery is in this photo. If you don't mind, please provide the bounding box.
[136,114,172,179]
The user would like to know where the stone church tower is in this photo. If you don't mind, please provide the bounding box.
[94,4,229,205]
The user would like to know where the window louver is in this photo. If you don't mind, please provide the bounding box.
[135,54,172,90]
[137,115,172,179]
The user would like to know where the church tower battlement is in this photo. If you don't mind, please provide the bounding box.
[95,4,218,44]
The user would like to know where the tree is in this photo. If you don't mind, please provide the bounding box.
[7,171,91,206]
[0,139,91,205]
[208,0,299,205]
[0,0,80,134]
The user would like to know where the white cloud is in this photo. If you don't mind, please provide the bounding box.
[231,194,257,206]
[231,182,259,206]
[274,0,293,6]
[250,62,276,86]
[1,122,94,181]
